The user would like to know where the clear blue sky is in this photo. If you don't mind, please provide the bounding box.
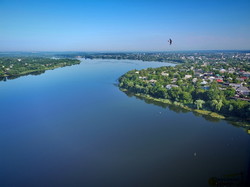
[1,0,250,51]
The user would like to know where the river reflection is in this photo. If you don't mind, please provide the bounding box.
[123,90,250,133]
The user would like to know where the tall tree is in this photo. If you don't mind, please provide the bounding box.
[211,99,223,111]
[194,99,205,109]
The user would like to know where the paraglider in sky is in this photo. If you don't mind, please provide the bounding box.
[168,38,172,45]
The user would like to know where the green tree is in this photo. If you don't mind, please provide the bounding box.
[211,99,223,111]
[180,91,193,104]
[194,99,205,109]
[224,88,235,98]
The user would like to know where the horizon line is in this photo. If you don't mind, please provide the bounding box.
[1,49,250,53]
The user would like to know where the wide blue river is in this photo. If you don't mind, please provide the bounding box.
[0,59,249,186]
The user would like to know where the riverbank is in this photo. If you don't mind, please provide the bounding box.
[2,65,72,80]
[0,57,80,81]
[121,88,225,119]
[120,88,250,128]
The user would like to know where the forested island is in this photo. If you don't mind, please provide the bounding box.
[119,57,250,122]
[0,57,80,81]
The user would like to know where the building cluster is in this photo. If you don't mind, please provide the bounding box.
[138,58,250,100]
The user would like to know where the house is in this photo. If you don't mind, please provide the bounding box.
[240,77,248,80]
[166,84,179,90]
[236,87,250,96]
[204,72,213,76]
[161,72,169,76]
[242,72,250,77]
[139,76,147,80]
[184,75,192,79]
[192,78,197,83]
[200,80,208,85]
[229,83,242,89]
[219,69,227,73]
[228,68,235,74]
[208,76,215,82]
[201,63,207,67]
[149,79,157,83]
[219,87,226,90]
[236,77,245,82]
[216,79,223,83]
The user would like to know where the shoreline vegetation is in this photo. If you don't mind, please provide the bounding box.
[120,88,250,129]
[137,92,226,119]
[121,88,225,119]
[0,57,80,81]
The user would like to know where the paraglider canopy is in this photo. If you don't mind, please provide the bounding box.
[168,38,172,45]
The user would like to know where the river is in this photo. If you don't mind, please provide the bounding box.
[0,59,249,186]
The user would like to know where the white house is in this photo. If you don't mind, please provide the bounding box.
[161,72,169,76]
[184,75,192,79]
[166,84,179,89]
[200,80,208,85]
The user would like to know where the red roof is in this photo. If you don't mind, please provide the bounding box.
[216,79,223,82]
[241,77,248,80]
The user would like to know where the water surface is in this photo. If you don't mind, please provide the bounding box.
[0,59,249,186]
